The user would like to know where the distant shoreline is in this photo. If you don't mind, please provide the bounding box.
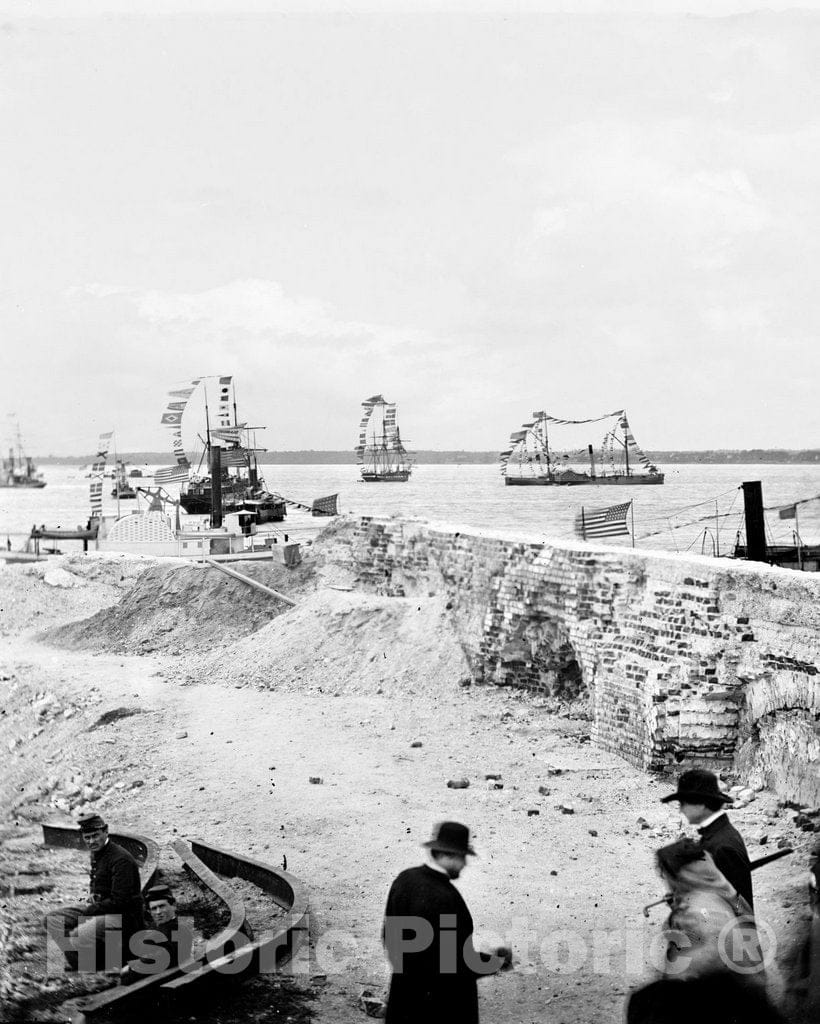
[38,449,820,466]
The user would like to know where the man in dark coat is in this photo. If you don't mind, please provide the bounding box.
[45,814,144,972]
[382,821,511,1024]
[122,884,193,981]
[661,769,753,909]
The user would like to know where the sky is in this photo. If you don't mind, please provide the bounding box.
[3,3,820,454]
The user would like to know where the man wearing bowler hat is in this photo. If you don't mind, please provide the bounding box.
[661,769,754,910]
[382,820,512,1024]
[45,814,144,972]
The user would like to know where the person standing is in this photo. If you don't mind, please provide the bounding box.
[382,821,511,1024]
[661,769,753,909]
[45,815,143,972]
[653,838,761,978]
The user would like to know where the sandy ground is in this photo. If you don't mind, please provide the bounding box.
[1,555,816,1023]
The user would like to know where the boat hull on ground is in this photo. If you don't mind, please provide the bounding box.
[505,473,664,486]
[360,471,411,482]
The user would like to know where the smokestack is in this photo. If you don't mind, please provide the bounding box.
[210,445,223,529]
[741,481,767,562]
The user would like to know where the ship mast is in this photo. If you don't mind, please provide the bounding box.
[623,418,630,477]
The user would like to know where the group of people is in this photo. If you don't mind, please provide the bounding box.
[44,814,189,979]
[379,769,798,1023]
[45,771,815,1022]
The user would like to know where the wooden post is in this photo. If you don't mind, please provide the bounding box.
[741,481,767,562]
[210,445,222,529]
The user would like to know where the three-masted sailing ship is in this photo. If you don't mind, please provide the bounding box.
[355,395,413,482]
[154,376,286,522]
[501,409,664,486]
[1,423,46,489]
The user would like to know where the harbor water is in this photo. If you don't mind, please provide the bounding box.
[2,462,820,556]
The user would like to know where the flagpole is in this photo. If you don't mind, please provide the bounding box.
[114,432,121,520]
[796,506,803,570]
[715,499,720,557]
[630,500,635,548]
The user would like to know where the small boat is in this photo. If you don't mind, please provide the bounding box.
[355,395,413,482]
[1,424,46,489]
[111,460,137,499]
[501,408,664,486]
[128,467,144,478]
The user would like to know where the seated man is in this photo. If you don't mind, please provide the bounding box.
[123,884,193,981]
[45,814,144,973]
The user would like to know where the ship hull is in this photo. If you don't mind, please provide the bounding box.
[0,479,47,489]
[360,471,411,482]
[179,491,287,522]
[505,473,664,486]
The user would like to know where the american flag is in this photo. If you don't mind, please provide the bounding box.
[575,501,632,540]
[154,464,189,484]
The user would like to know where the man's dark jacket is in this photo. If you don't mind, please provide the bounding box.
[382,864,501,1024]
[698,814,753,910]
[83,840,144,933]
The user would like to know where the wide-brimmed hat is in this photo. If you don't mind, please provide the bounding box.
[77,813,107,833]
[422,821,476,857]
[660,769,732,806]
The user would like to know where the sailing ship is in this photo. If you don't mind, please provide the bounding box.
[154,376,287,523]
[501,409,664,486]
[1,423,46,489]
[355,395,413,482]
[111,460,137,499]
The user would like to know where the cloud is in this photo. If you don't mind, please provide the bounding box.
[74,278,443,355]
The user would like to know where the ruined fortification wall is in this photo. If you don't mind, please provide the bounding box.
[317,516,820,804]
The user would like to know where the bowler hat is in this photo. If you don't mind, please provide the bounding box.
[660,769,732,806]
[422,821,476,857]
[77,813,107,833]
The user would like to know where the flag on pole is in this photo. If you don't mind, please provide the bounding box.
[575,501,632,540]
[154,465,189,484]
[779,504,797,520]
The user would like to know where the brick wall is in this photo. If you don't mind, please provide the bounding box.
[316,516,820,803]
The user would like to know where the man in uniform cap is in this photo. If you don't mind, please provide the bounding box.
[382,821,512,1024]
[661,769,753,909]
[123,884,193,981]
[45,814,144,972]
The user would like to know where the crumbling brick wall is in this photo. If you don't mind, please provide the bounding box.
[318,516,820,802]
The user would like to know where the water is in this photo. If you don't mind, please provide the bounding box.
[2,462,819,554]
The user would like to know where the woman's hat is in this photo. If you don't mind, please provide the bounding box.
[656,838,705,877]
[660,769,732,805]
[422,821,476,857]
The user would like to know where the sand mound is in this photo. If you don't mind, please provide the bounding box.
[185,589,472,695]
[0,556,140,639]
[46,559,317,655]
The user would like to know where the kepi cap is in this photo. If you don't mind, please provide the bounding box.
[77,814,107,833]
[145,884,175,903]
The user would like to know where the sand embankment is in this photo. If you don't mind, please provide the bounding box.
[1,548,816,1024]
